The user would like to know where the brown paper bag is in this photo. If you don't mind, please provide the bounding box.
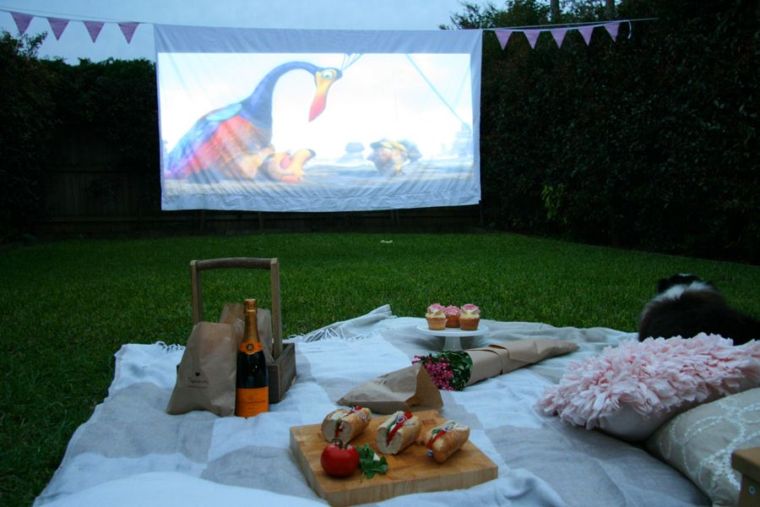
[166,321,238,416]
[337,363,443,414]
[166,302,275,416]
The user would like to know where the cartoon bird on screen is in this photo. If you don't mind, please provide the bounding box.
[164,61,342,184]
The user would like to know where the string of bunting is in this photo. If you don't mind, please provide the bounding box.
[1,7,652,48]
[4,9,140,43]
[494,20,634,48]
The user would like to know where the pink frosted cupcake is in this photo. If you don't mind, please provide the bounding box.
[459,304,480,330]
[444,305,461,328]
[425,303,447,330]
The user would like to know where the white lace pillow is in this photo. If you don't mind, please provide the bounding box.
[537,334,760,441]
[646,388,760,507]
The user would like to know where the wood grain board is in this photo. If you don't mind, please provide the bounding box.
[290,409,498,506]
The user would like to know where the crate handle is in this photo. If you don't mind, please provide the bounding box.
[189,257,283,358]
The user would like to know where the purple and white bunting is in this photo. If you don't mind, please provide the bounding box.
[84,21,105,42]
[524,29,541,49]
[118,22,139,43]
[494,29,512,50]
[11,11,33,35]
[46,17,70,40]
[550,28,568,48]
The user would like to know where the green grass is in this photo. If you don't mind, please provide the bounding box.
[2,232,759,506]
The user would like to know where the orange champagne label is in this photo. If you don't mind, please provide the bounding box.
[235,387,268,417]
[239,341,262,355]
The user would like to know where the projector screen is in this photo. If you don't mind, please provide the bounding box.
[155,25,482,212]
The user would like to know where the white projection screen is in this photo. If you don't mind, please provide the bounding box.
[155,25,482,212]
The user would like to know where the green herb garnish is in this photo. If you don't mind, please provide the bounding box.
[357,444,388,478]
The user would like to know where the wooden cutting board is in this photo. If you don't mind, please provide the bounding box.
[290,409,498,506]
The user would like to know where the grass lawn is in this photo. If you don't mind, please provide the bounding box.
[2,231,759,506]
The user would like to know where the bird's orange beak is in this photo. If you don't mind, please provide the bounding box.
[309,69,341,122]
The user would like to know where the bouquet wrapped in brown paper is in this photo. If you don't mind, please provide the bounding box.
[413,340,578,391]
[337,363,443,414]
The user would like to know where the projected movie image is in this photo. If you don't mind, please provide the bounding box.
[158,51,478,211]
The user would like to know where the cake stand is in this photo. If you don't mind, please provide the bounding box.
[415,324,490,351]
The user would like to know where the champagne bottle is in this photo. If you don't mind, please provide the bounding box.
[235,298,269,417]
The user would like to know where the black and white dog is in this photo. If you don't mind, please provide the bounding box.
[638,273,760,345]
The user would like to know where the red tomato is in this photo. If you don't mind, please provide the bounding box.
[320,441,359,478]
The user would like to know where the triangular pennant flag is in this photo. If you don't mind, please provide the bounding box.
[494,29,513,50]
[11,12,33,35]
[84,21,105,42]
[118,22,139,43]
[604,22,620,41]
[578,25,594,45]
[524,29,541,49]
[550,28,568,48]
[47,17,70,40]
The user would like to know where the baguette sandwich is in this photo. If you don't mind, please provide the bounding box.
[375,410,421,455]
[422,420,470,463]
[321,406,371,445]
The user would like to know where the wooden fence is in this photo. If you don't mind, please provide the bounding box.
[36,138,482,236]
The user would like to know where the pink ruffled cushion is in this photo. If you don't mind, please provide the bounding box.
[537,334,760,441]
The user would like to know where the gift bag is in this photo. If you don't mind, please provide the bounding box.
[166,321,238,416]
[337,363,443,414]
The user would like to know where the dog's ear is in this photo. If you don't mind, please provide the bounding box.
[656,277,672,294]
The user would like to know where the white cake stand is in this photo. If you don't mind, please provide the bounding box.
[415,324,490,350]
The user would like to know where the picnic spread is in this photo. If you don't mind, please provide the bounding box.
[35,301,750,507]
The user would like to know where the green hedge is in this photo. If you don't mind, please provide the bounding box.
[1,0,757,262]
[475,0,759,262]
[0,33,58,239]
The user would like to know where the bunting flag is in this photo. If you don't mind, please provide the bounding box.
[524,29,541,48]
[11,11,32,35]
[578,25,595,44]
[118,22,139,43]
[550,28,567,48]
[604,22,620,41]
[46,17,70,40]
[494,29,512,49]
[84,21,104,42]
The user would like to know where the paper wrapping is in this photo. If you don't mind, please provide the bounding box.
[466,340,578,386]
[337,363,443,414]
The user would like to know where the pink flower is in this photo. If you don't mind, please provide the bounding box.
[413,355,455,390]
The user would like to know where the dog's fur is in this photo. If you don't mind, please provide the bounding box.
[637,273,760,345]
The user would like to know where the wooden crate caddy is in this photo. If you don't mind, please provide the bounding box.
[190,257,295,403]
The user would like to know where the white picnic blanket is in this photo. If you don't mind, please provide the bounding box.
[34,306,709,506]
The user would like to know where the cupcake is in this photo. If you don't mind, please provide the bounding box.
[459,304,480,330]
[444,305,461,328]
[425,304,447,330]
